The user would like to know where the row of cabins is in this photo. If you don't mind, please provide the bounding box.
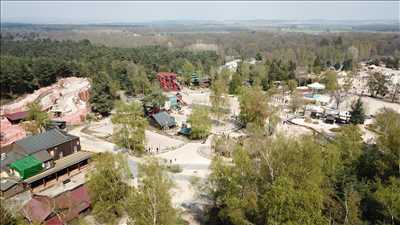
[1,128,92,198]
[154,72,196,136]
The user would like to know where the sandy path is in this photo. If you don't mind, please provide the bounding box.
[158,141,211,207]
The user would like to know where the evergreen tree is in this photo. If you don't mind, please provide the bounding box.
[229,72,242,95]
[90,72,114,116]
[349,98,365,124]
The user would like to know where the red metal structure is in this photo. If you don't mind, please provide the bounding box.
[156,72,181,91]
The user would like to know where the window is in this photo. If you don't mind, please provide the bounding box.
[74,146,78,153]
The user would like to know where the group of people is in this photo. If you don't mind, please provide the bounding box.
[145,146,160,154]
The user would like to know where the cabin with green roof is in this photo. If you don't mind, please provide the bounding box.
[10,155,43,179]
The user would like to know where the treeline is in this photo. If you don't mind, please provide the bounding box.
[0,37,220,99]
[6,29,398,66]
[205,108,400,225]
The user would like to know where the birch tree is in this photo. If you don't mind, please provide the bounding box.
[126,158,177,225]
[112,101,147,155]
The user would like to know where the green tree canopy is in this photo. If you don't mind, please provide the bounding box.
[188,106,211,140]
[126,158,177,225]
[349,98,366,125]
[210,76,230,121]
[112,101,148,155]
[86,153,131,225]
[90,71,115,116]
[239,86,269,128]
[24,101,49,134]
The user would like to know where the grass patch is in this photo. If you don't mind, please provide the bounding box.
[330,127,342,132]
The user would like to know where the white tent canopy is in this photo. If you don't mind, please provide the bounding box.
[307,82,326,90]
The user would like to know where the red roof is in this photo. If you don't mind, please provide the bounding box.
[21,195,52,223]
[157,72,177,78]
[45,216,64,225]
[53,185,91,222]
[70,185,91,207]
[5,111,28,122]
[21,185,91,224]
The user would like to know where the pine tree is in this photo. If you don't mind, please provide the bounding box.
[350,98,365,124]
[90,72,114,116]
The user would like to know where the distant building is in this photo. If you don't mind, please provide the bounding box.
[157,72,181,91]
[220,59,242,72]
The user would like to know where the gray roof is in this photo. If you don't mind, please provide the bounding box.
[152,112,176,128]
[0,178,19,191]
[15,129,78,155]
[32,151,52,163]
[1,151,26,169]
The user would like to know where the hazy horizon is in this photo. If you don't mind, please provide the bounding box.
[1,1,399,24]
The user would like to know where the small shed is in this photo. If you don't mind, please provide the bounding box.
[151,112,176,129]
[191,73,200,85]
[10,155,43,179]
[178,127,192,136]
[47,120,67,130]
[5,111,28,124]
[0,178,24,198]
[169,95,178,108]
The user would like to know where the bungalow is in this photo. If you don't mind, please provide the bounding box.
[12,128,81,161]
[0,178,24,198]
[151,111,176,129]
[5,111,28,124]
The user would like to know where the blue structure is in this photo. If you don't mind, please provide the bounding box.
[169,96,178,108]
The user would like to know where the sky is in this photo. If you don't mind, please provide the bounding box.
[1,1,399,24]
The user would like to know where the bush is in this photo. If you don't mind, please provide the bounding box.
[166,164,183,173]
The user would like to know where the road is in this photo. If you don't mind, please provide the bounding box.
[69,125,212,210]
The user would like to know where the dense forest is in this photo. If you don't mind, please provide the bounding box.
[2,30,399,102]
[0,35,220,101]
